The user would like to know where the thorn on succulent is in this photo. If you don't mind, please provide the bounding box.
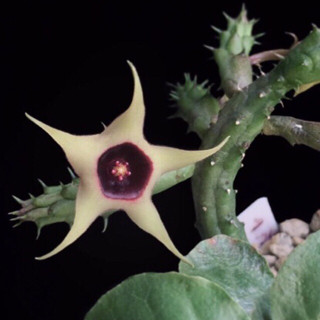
[230,219,238,228]
[169,92,179,101]
[235,189,238,194]
[8,210,21,216]
[241,163,244,168]
[100,122,107,130]
[204,44,215,52]
[36,226,42,240]
[10,216,21,222]
[267,116,271,120]
[210,160,215,166]
[274,53,285,60]
[254,32,265,40]
[38,179,47,190]
[13,222,23,228]
[29,193,35,200]
[211,25,222,34]
[101,218,108,233]
[257,65,266,76]
[67,167,77,179]
[222,11,232,22]
[12,195,25,205]
[285,32,299,48]
[279,100,285,108]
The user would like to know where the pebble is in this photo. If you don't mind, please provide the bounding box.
[264,254,276,266]
[268,232,294,258]
[292,236,304,246]
[259,239,272,255]
[310,209,320,232]
[257,211,320,276]
[269,243,294,258]
[275,256,287,270]
[279,218,310,238]
[270,267,278,277]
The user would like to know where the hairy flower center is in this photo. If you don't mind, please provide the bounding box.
[111,161,131,181]
[97,142,153,200]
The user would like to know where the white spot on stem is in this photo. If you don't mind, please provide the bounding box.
[259,92,266,98]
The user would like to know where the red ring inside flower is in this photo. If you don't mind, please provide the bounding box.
[97,142,153,200]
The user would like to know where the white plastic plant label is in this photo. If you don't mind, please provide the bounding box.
[237,197,279,247]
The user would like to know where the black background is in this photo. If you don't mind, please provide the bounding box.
[2,0,320,319]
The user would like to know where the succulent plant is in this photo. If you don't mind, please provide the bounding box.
[9,6,320,320]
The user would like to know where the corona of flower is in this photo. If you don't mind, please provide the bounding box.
[26,61,229,263]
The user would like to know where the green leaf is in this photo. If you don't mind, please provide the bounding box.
[85,272,250,320]
[179,235,274,318]
[270,230,320,320]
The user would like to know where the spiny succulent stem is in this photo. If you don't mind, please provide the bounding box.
[192,27,320,240]
[262,115,320,151]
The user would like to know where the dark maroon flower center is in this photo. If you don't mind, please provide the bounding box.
[97,142,153,200]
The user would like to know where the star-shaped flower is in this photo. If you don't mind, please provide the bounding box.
[26,61,229,263]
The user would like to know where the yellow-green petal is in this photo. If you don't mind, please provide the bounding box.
[126,200,193,266]
[103,61,145,140]
[25,113,100,176]
[152,136,230,174]
[36,181,109,260]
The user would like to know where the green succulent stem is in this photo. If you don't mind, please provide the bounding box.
[192,27,320,240]
[212,7,257,97]
[11,165,195,236]
[214,50,253,97]
[262,115,320,151]
[170,75,220,139]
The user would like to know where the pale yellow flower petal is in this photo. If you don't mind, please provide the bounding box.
[36,181,108,260]
[152,136,230,174]
[126,200,193,266]
[103,61,145,140]
[25,113,100,175]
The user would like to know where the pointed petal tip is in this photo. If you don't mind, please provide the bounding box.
[35,256,44,261]
[126,60,138,75]
[35,244,65,260]
[126,60,140,82]
[206,135,230,156]
[126,59,133,67]
[25,113,40,126]
[25,112,50,133]
[180,256,194,268]
[216,135,230,148]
